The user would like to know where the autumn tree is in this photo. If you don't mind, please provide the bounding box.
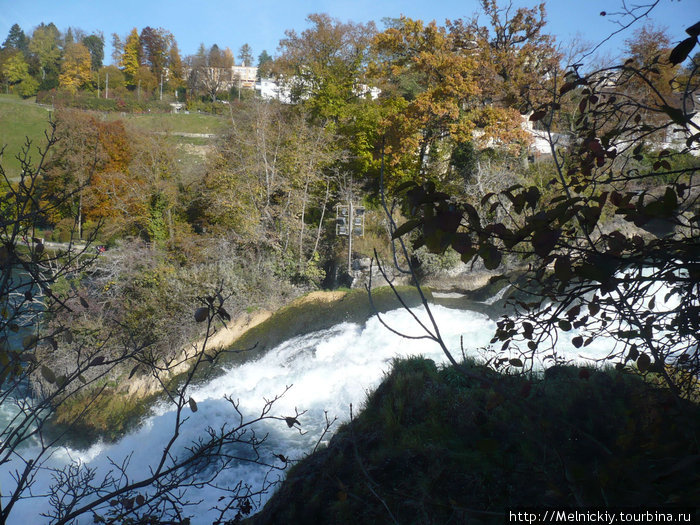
[390,18,700,400]
[168,39,184,88]
[59,42,92,92]
[372,17,531,187]
[121,28,141,85]
[140,26,172,79]
[454,0,561,112]
[619,23,681,129]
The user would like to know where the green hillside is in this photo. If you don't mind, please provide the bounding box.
[0,95,53,180]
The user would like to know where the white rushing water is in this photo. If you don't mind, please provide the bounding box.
[0,304,616,524]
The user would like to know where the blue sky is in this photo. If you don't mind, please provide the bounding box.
[0,0,697,65]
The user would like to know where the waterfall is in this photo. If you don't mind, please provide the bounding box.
[0,303,616,523]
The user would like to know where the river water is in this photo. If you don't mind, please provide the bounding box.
[0,301,616,524]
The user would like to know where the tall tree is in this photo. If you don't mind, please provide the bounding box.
[140,26,172,78]
[82,33,104,71]
[111,32,123,65]
[275,13,377,124]
[621,23,679,118]
[188,43,234,101]
[372,17,484,180]
[257,49,273,76]
[453,0,561,112]
[1,50,31,92]
[59,42,92,92]
[168,39,184,87]
[121,28,141,85]
[2,23,29,55]
[238,43,253,66]
[64,27,75,46]
[29,22,62,88]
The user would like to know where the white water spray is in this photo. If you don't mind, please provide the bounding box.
[0,303,615,523]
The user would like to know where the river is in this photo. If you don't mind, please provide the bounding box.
[0,300,616,524]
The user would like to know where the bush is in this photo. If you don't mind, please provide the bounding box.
[36,89,174,113]
[51,218,75,243]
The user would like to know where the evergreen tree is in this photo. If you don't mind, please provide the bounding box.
[257,49,273,76]
[82,33,105,71]
[238,43,253,66]
[2,23,29,55]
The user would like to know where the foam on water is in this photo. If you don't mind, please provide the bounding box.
[0,303,616,523]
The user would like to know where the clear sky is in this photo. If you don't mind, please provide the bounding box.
[0,0,697,65]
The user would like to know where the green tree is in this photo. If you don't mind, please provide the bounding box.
[2,23,29,55]
[1,51,29,85]
[29,22,62,88]
[98,64,125,92]
[275,13,377,125]
[134,65,157,98]
[1,51,37,97]
[257,49,273,76]
[449,0,562,112]
[82,33,104,71]
[238,43,253,66]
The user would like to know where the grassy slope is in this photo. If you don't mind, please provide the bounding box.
[249,358,700,524]
[0,95,227,184]
[0,95,53,180]
[105,111,228,135]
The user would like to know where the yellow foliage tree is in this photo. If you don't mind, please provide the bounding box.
[59,42,92,92]
[121,28,141,85]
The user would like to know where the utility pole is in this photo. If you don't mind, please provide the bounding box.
[160,73,163,101]
[105,71,109,99]
[97,71,100,98]
[347,199,353,272]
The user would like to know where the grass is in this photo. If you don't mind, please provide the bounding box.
[0,94,226,184]
[107,111,228,135]
[0,95,54,180]
[250,359,700,524]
